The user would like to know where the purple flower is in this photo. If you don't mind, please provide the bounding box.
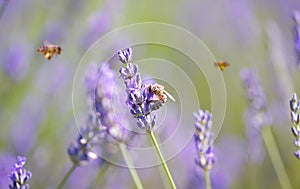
[86,63,131,142]
[0,153,15,189]
[187,136,246,189]
[289,93,300,159]
[8,156,32,189]
[240,68,271,163]
[68,112,104,165]
[193,109,215,171]
[118,47,133,64]
[293,10,300,67]
[69,61,133,165]
[240,68,267,111]
[118,48,169,131]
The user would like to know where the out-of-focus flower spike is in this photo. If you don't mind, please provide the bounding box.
[91,64,131,143]
[240,68,271,163]
[292,10,300,67]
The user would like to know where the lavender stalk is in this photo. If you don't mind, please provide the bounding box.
[56,164,77,189]
[293,10,300,68]
[118,47,177,189]
[58,112,102,189]
[241,68,292,189]
[119,143,144,189]
[193,109,215,189]
[89,62,144,189]
[89,161,111,189]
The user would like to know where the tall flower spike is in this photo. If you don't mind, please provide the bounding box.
[86,63,130,143]
[193,109,215,171]
[289,93,300,159]
[292,10,300,67]
[8,156,32,189]
[118,48,169,131]
[240,68,271,163]
[118,48,177,188]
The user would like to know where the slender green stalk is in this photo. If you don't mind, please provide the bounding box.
[204,170,212,189]
[57,163,77,189]
[155,136,172,188]
[119,143,144,189]
[89,160,111,189]
[148,130,177,189]
[262,126,292,189]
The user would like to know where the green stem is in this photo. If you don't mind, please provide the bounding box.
[57,163,77,189]
[148,130,177,189]
[204,170,212,189]
[155,137,172,189]
[89,160,111,189]
[119,143,144,189]
[262,126,292,189]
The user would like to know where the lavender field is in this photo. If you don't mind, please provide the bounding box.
[1,0,300,188]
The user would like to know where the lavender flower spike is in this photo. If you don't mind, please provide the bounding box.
[193,109,215,171]
[240,68,271,163]
[8,156,32,189]
[89,63,130,142]
[289,93,300,159]
[118,48,168,131]
[292,10,300,67]
[118,47,177,188]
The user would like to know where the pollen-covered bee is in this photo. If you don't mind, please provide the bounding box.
[215,60,230,71]
[148,84,176,102]
[37,41,62,60]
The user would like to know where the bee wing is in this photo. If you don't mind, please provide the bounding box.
[164,90,176,102]
[43,41,53,46]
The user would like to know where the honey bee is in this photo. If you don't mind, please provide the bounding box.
[148,84,176,102]
[215,60,230,71]
[37,41,62,60]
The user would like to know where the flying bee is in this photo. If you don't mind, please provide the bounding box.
[148,83,176,102]
[215,60,230,71]
[37,41,62,60]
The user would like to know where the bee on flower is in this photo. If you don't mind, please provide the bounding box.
[147,83,176,103]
